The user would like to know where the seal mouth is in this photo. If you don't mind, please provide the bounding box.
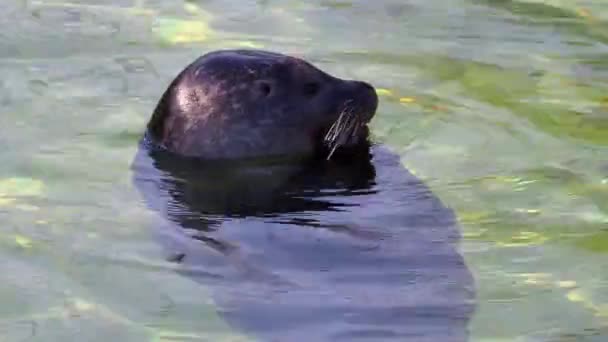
[322,100,369,160]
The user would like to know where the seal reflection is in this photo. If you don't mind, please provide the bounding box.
[131,139,475,342]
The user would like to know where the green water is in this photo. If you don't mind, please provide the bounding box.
[1,0,607,341]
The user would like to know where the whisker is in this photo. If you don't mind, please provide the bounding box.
[324,108,351,143]
[350,122,360,139]
[323,100,363,160]
[326,141,340,160]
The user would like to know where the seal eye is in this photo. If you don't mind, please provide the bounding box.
[303,82,320,97]
[258,81,272,97]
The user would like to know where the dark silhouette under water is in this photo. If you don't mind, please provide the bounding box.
[131,136,476,341]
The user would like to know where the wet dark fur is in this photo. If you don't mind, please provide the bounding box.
[132,49,475,341]
[145,49,377,161]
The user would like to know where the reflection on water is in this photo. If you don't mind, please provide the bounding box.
[132,139,474,341]
[1,0,608,341]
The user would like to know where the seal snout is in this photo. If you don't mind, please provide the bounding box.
[346,80,378,123]
[360,81,378,119]
[318,79,379,159]
[358,80,375,93]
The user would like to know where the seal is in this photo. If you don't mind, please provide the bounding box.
[144,49,378,161]
[132,49,475,342]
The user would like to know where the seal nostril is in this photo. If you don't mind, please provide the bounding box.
[359,81,375,92]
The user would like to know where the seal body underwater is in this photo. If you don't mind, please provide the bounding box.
[131,49,475,341]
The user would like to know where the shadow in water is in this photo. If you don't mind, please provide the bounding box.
[131,140,476,342]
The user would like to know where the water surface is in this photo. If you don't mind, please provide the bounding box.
[1,0,608,341]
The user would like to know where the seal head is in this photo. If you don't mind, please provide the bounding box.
[145,49,378,161]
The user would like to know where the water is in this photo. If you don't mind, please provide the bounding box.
[1,0,607,341]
